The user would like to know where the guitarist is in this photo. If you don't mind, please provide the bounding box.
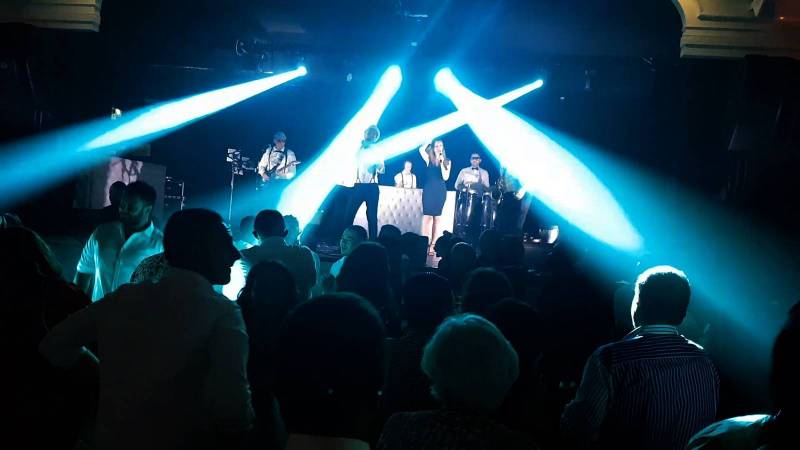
[257,131,298,182]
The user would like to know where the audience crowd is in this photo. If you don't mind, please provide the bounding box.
[2,180,796,449]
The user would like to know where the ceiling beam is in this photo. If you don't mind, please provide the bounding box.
[0,0,102,32]
[672,0,800,58]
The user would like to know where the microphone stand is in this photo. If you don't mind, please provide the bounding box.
[226,148,250,223]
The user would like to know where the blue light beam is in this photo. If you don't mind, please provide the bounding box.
[368,79,544,164]
[277,66,403,227]
[277,76,542,228]
[434,68,642,252]
[0,67,307,209]
[84,66,307,150]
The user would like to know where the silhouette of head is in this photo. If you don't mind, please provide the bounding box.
[275,293,385,440]
[462,267,514,316]
[403,273,453,332]
[119,181,156,229]
[108,181,126,207]
[338,242,391,313]
[238,260,298,346]
[450,242,477,267]
[631,265,691,327]
[253,209,287,241]
[378,224,401,242]
[163,209,240,285]
[422,314,518,412]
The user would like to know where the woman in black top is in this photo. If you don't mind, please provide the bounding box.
[419,139,452,255]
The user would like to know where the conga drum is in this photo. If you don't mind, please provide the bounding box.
[480,192,496,232]
[455,189,481,238]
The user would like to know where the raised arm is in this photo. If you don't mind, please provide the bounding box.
[418,144,430,165]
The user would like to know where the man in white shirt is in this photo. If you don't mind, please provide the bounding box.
[454,152,491,193]
[41,208,252,450]
[225,210,317,301]
[341,125,384,239]
[257,131,298,182]
[75,181,164,302]
[394,160,417,189]
[330,225,367,278]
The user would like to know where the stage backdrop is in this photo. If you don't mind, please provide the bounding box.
[353,186,455,239]
[74,156,166,221]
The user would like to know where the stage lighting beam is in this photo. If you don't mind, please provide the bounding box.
[0,67,307,210]
[368,78,544,164]
[277,76,543,230]
[84,66,308,150]
[277,66,403,228]
[434,68,642,252]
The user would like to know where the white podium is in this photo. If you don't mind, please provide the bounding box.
[353,186,456,238]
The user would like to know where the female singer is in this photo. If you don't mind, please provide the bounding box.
[419,139,452,254]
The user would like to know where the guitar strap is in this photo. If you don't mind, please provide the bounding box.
[267,147,288,175]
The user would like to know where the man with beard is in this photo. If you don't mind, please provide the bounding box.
[42,209,251,450]
[75,181,164,301]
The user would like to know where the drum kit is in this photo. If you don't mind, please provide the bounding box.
[454,168,528,240]
[454,188,496,238]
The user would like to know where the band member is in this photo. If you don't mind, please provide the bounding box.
[455,152,490,193]
[344,125,384,239]
[419,139,452,254]
[258,131,298,182]
[454,153,492,241]
[494,168,535,234]
[394,160,417,189]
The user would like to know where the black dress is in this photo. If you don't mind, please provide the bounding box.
[422,162,447,216]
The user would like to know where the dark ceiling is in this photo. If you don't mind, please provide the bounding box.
[100,0,683,70]
[1,0,686,143]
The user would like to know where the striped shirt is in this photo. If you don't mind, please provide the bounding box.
[562,325,719,450]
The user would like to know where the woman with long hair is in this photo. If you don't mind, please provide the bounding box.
[419,139,452,255]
